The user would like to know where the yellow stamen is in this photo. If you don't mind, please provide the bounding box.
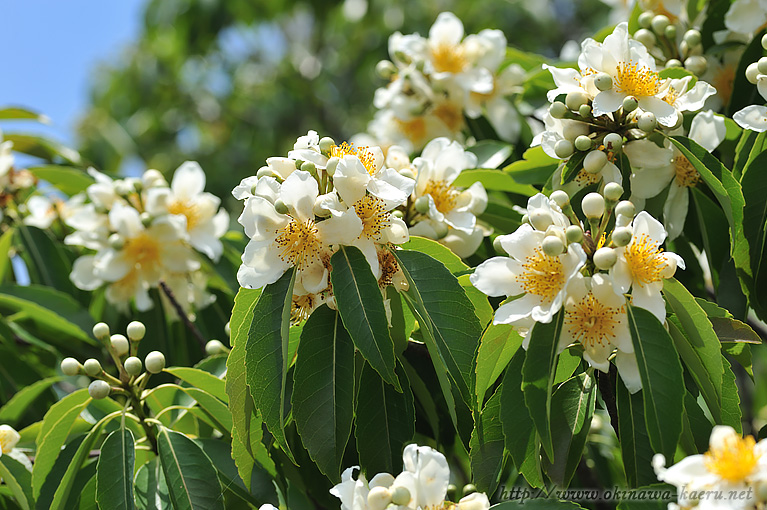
[574,169,601,187]
[614,62,661,97]
[704,434,760,483]
[422,179,460,215]
[624,233,666,286]
[396,117,427,144]
[377,249,399,287]
[432,102,464,132]
[274,218,322,268]
[291,294,315,324]
[516,247,565,302]
[124,233,162,269]
[565,292,623,348]
[354,195,391,241]
[330,142,377,175]
[168,199,202,230]
[712,64,735,107]
[431,42,467,73]
[673,155,700,188]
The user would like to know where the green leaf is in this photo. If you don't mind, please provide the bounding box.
[0,456,34,510]
[542,372,595,487]
[401,236,467,273]
[615,484,675,510]
[559,151,587,185]
[32,389,91,499]
[96,430,135,510]
[0,107,49,122]
[740,148,767,318]
[522,311,564,462]
[721,356,742,433]
[3,134,80,164]
[626,305,684,461]
[179,387,232,435]
[354,362,414,476]
[330,246,399,390]
[469,386,505,494]
[27,167,95,196]
[0,229,14,284]
[134,458,171,510]
[504,146,559,186]
[292,305,355,480]
[459,274,494,329]
[0,377,61,426]
[157,428,224,510]
[658,67,697,85]
[466,140,513,168]
[452,169,538,197]
[616,378,658,488]
[16,225,79,295]
[475,323,522,408]
[163,368,227,403]
[244,269,295,458]
[680,391,713,455]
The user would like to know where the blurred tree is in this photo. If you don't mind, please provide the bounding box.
[76,0,608,204]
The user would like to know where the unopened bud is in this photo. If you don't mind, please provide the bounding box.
[550,190,569,208]
[746,62,761,84]
[637,111,658,132]
[683,29,701,47]
[319,137,335,155]
[665,58,683,69]
[579,104,592,118]
[566,225,583,243]
[594,73,613,91]
[326,156,340,176]
[61,357,81,376]
[529,210,554,231]
[615,200,635,218]
[651,15,670,34]
[685,55,707,76]
[603,182,624,202]
[145,351,166,374]
[574,135,593,151]
[638,11,654,28]
[205,339,227,356]
[463,484,477,496]
[375,60,396,79]
[758,57,767,75]
[582,193,605,218]
[390,487,411,506]
[433,222,449,240]
[593,247,617,269]
[225,322,231,337]
[127,321,146,342]
[300,161,317,177]
[93,322,110,340]
[664,25,677,40]
[367,487,392,510]
[110,334,130,357]
[392,210,404,219]
[414,196,431,214]
[554,139,574,159]
[565,90,589,111]
[549,101,568,119]
[274,199,289,215]
[612,226,633,247]
[140,212,152,228]
[124,357,143,377]
[634,28,656,48]
[108,233,124,250]
[762,34,767,50]
[603,133,623,153]
[84,358,102,377]
[584,150,608,174]
[88,380,111,400]
[622,96,638,113]
[542,236,564,256]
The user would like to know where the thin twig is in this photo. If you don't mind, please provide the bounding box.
[158,280,206,350]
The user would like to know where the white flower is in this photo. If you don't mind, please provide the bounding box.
[391,444,451,509]
[0,140,13,182]
[456,492,491,510]
[331,466,371,510]
[725,0,767,35]
[657,76,717,114]
[734,105,767,132]
[23,195,59,229]
[0,424,20,456]
[609,211,685,323]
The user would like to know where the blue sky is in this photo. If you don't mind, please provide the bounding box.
[1,1,145,144]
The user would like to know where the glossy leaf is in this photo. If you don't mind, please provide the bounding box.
[452,169,538,196]
[0,377,61,425]
[466,140,513,168]
[0,456,34,510]
[740,148,767,319]
[469,385,505,494]
[134,458,171,510]
[96,430,135,510]
[28,166,94,196]
[163,367,227,403]
[0,229,13,283]
[475,323,522,408]
[616,378,657,487]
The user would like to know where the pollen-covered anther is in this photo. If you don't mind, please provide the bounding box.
[168,199,202,229]
[624,233,666,286]
[377,249,399,287]
[291,294,315,324]
[354,195,391,241]
[673,156,700,188]
[565,293,621,348]
[422,179,460,214]
[516,247,565,303]
[274,218,322,268]
[330,142,377,175]
[613,62,661,97]
[431,42,467,73]
[704,434,760,483]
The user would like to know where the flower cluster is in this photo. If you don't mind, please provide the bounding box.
[654,425,767,509]
[732,34,767,133]
[331,444,490,510]
[66,162,228,314]
[471,188,684,392]
[359,12,526,152]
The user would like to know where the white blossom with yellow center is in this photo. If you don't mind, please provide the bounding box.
[654,425,767,509]
[0,425,20,456]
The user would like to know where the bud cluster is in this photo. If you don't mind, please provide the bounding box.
[634,12,707,76]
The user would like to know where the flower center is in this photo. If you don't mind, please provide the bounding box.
[431,42,467,73]
[565,292,622,348]
[574,169,601,186]
[673,155,700,188]
[291,293,316,324]
[274,218,322,268]
[354,195,391,241]
[712,65,735,106]
[704,434,760,483]
[422,179,460,214]
[432,102,464,132]
[377,249,400,287]
[124,233,162,269]
[330,142,377,175]
[624,233,666,286]
[168,199,202,230]
[613,62,661,97]
[516,247,566,302]
[396,117,427,144]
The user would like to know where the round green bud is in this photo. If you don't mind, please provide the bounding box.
[550,190,570,208]
[529,210,554,231]
[391,209,404,219]
[140,212,152,228]
[622,96,638,113]
[127,321,146,342]
[433,221,449,240]
[293,159,304,169]
[584,150,608,174]
[671,110,685,130]
[758,56,767,75]
[108,233,125,250]
[664,25,677,40]
[93,322,110,341]
[665,59,682,69]
[637,111,658,132]
[565,90,589,111]
[611,226,633,247]
[300,161,317,176]
[319,137,335,155]
[256,167,276,179]
[375,60,396,79]
[577,104,591,119]
[326,156,340,177]
[414,196,431,214]
[463,484,477,496]
[492,236,506,255]
[683,29,701,47]
[110,334,130,357]
[615,200,636,218]
[679,40,691,58]
[594,72,613,92]
[638,11,654,28]
[274,199,289,215]
[399,168,415,180]
[542,236,565,257]
[746,62,761,84]
[446,484,458,502]
[593,247,618,270]
[205,339,226,356]
[603,133,623,153]
[634,28,656,48]
[84,358,102,377]
[582,193,605,219]
[390,486,411,506]
[225,322,231,338]
[685,55,708,76]
[762,33,767,51]
[651,14,670,34]
[88,380,111,400]
[603,182,624,202]
[61,357,81,376]
[554,139,575,159]
[366,487,392,510]
[566,225,584,243]
[145,351,166,374]
[549,101,568,119]
[574,135,593,152]
[124,356,143,377]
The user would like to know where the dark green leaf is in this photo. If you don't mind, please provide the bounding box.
[740,148,767,318]
[0,229,13,284]
[0,456,34,510]
[470,385,505,494]
[475,323,522,408]
[503,146,559,186]
[726,28,765,116]
[452,169,537,196]
[0,377,61,426]
[721,356,742,433]
[559,151,587,185]
[96,430,135,510]
[134,459,171,510]
[617,377,657,488]
[466,140,513,168]
[162,368,227,403]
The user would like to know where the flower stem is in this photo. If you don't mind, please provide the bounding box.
[158,280,206,350]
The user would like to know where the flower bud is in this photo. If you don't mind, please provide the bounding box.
[93,322,110,341]
[313,197,331,218]
[140,212,152,228]
[685,56,707,76]
[463,484,477,496]
[762,33,767,51]
[581,193,605,219]
[492,236,506,255]
[319,137,335,155]
[61,357,81,376]
[390,486,411,506]
[554,139,574,159]
[256,166,275,178]
[637,111,658,132]
[579,104,592,118]
[594,72,613,91]
[664,25,677,40]
[651,15,669,34]
[665,59,682,68]
[205,339,226,356]
[326,156,340,177]
[574,135,593,151]
[683,29,701,47]
[660,255,678,278]
[225,322,231,337]
[274,199,289,215]
[108,233,125,250]
[542,236,565,257]
[84,358,103,377]
[758,57,767,75]
[392,210,404,219]
[399,168,415,180]
[638,11,654,28]
[447,484,458,502]
[603,133,623,153]
[529,210,554,231]
[549,101,568,119]
[611,226,633,247]
[603,182,624,202]
[679,40,691,57]
[300,161,317,177]
[110,334,130,357]
[634,28,656,48]
[550,190,569,208]
[565,90,589,111]
[124,356,143,377]
[583,150,608,174]
[367,487,392,510]
[145,351,166,374]
[746,62,761,84]
[375,60,396,79]
[433,221,449,240]
[566,225,583,243]
[615,200,635,218]
[622,96,638,113]
[414,196,431,214]
[593,247,617,269]
[88,380,111,400]
[127,321,146,342]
